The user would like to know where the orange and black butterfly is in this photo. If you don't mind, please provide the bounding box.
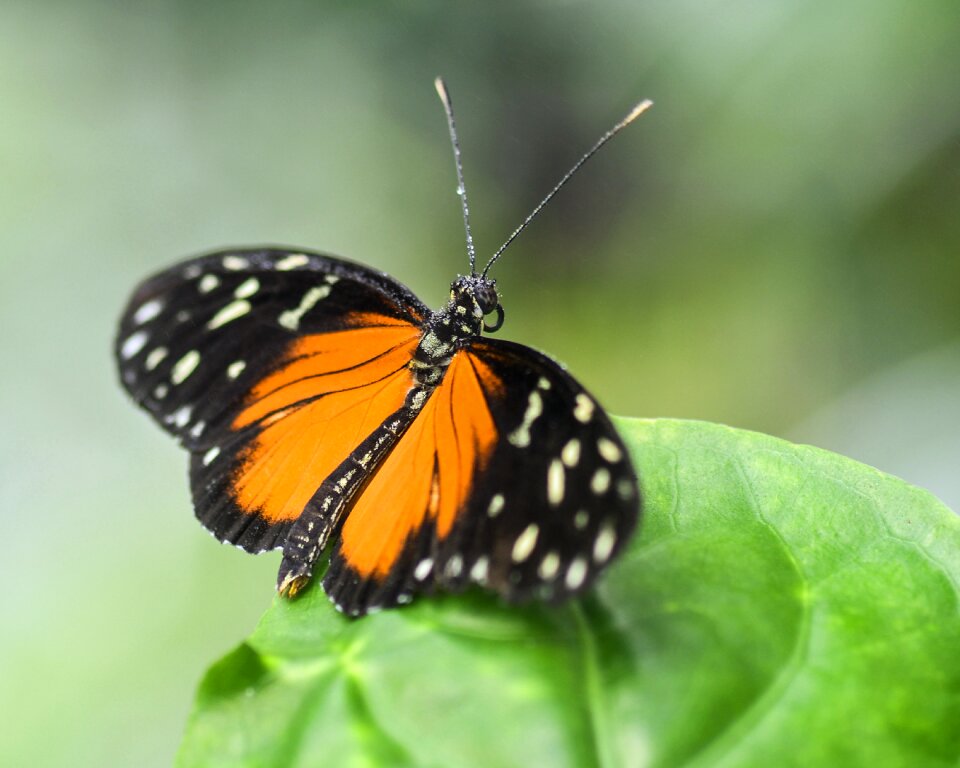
[116,79,650,616]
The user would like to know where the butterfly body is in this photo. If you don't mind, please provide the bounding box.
[117,247,640,616]
[277,272,502,598]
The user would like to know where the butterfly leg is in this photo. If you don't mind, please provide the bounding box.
[276,396,425,598]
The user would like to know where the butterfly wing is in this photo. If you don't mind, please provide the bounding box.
[323,338,640,615]
[116,247,428,552]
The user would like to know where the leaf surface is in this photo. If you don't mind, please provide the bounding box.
[177,419,960,768]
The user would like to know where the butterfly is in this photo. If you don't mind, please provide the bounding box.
[115,79,651,617]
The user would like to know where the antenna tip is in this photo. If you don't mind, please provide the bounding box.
[434,77,449,103]
[624,99,654,125]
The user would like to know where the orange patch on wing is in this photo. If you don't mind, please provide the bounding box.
[339,350,502,578]
[231,317,420,523]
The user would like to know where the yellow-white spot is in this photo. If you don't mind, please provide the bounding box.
[561,438,581,468]
[508,390,543,447]
[539,551,560,580]
[597,437,622,463]
[573,393,594,423]
[198,274,220,293]
[511,524,539,563]
[121,331,149,359]
[133,299,163,324]
[227,360,246,379]
[470,556,489,583]
[234,277,260,299]
[487,494,505,518]
[222,255,249,270]
[202,446,220,465]
[145,347,168,371]
[279,285,331,330]
[574,510,589,530]
[591,468,611,495]
[445,555,463,578]
[207,299,252,330]
[565,557,588,590]
[547,459,565,507]
[414,559,433,581]
[275,253,310,271]
[172,405,192,429]
[593,521,617,563]
[171,350,200,385]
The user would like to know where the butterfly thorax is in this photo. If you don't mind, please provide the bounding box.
[409,275,500,387]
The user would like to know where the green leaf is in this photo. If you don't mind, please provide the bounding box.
[176,419,960,768]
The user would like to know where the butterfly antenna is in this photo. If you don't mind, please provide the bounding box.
[434,77,479,276]
[481,99,653,278]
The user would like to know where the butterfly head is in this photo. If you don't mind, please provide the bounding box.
[450,274,504,334]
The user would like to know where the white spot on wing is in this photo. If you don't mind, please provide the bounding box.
[574,510,589,530]
[133,299,163,324]
[539,551,560,580]
[171,350,201,384]
[470,556,489,583]
[445,554,463,578]
[189,420,206,439]
[593,521,617,563]
[183,264,202,279]
[198,274,220,293]
[565,557,588,590]
[487,494,504,518]
[278,285,331,330]
[275,253,310,271]
[153,383,169,399]
[573,393,595,423]
[207,299,252,329]
[202,446,220,465]
[234,277,260,299]
[121,331,149,359]
[511,524,539,562]
[227,360,246,379]
[222,255,249,270]
[597,437,622,463]
[171,405,192,428]
[508,390,543,447]
[547,459,565,507]
[561,438,580,468]
[144,347,168,371]
[591,468,611,495]
[414,558,433,581]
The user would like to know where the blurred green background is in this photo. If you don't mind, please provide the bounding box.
[2,2,958,766]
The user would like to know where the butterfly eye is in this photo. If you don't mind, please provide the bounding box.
[475,282,499,315]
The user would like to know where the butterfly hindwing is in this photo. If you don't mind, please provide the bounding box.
[116,247,429,552]
[323,338,640,615]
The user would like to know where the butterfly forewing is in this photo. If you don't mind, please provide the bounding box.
[116,247,429,552]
